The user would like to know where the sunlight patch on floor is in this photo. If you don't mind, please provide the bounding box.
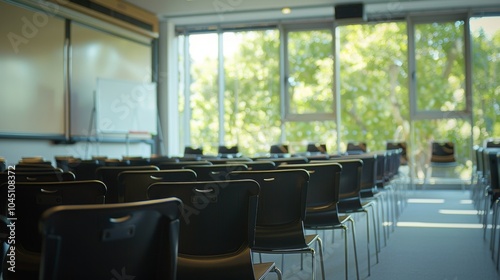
[397,221,482,229]
[407,198,445,204]
[438,209,479,215]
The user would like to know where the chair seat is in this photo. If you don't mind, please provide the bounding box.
[254,262,280,280]
[253,234,319,253]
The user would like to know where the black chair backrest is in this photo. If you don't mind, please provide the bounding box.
[14,163,60,174]
[257,157,308,167]
[218,145,239,153]
[208,157,252,164]
[496,153,500,191]
[184,146,203,155]
[475,146,484,176]
[340,154,377,193]
[15,162,54,170]
[278,163,342,208]
[227,169,309,250]
[184,164,248,181]
[327,159,363,201]
[0,171,75,184]
[147,180,260,279]
[96,165,159,203]
[375,152,387,187]
[157,160,212,170]
[0,180,106,254]
[244,161,276,171]
[0,158,6,173]
[218,145,239,156]
[485,139,500,148]
[124,157,152,166]
[387,142,408,165]
[488,150,500,191]
[39,197,182,280]
[65,159,104,180]
[118,169,197,202]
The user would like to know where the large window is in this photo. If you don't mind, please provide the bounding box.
[176,12,499,182]
[414,19,467,113]
[223,30,281,156]
[285,27,334,119]
[186,33,219,155]
[470,16,500,144]
[338,22,408,152]
[409,15,472,180]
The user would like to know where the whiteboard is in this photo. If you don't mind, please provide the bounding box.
[95,78,157,135]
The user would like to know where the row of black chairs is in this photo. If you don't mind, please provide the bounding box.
[0,149,405,279]
[472,141,500,270]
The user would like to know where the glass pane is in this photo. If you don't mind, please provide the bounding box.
[177,34,186,154]
[415,20,466,111]
[412,119,472,181]
[285,121,337,154]
[223,30,281,156]
[188,33,219,155]
[287,30,333,114]
[338,22,409,152]
[470,16,500,144]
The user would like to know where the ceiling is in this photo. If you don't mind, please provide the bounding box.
[125,0,499,25]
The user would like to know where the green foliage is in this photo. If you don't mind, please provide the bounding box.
[184,17,499,178]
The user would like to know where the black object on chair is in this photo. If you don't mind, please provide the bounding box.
[346,142,367,155]
[228,169,325,280]
[0,180,107,279]
[307,143,327,154]
[430,141,456,163]
[485,138,500,148]
[96,165,159,203]
[218,145,240,158]
[39,197,182,280]
[118,169,197,202]
[426,141,459,185]
[184,146,203,160]
[148,180,283,280]
[270,144,289,156]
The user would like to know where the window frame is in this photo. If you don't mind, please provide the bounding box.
[408,13,472,120]
[282,22,337,122]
